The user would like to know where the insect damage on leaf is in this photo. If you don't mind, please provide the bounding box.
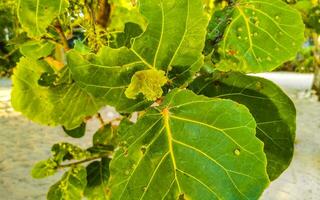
[125,69,168,101]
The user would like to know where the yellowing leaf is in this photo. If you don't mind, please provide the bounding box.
[125,69,167,101]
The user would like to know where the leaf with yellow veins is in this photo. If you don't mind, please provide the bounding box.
[125,69,168,101]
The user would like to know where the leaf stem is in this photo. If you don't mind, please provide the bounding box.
[57,156,101,168]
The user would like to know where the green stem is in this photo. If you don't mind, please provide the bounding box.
[58,156,103,168]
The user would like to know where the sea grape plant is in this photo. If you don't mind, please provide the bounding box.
[11,0,305,199]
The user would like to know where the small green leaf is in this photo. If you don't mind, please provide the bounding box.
[19,40,55,59]
[17,0,69,38]
[125,69,168,101]
[216,0,305,72]
[109,89,269,200]
[63,122,86,138]
[47,166,87,200]
[189,72,296,180]
[84,158,110,200]
[31,159,57,179]
[51,142,91,163]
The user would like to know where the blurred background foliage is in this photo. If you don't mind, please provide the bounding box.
[280,0,320,73]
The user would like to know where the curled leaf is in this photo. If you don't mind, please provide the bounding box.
[63,122,86,138]
[125,69,168,101]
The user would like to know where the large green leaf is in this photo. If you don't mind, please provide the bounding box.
[68,0,209,107]
[216,0,305,72]
[189,72,296,180]
[84,159,110,200]
[47,166,87,200]
[11,57,104,129]
[17,0,69,38]
[109,89,269,200]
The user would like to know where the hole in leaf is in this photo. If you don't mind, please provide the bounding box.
[140,146,147,154]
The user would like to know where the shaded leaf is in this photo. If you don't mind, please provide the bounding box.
[189,72,296,180]
[47,166,87,200]
[87,145,114,156]
[84,158,110,200]
[63,122,86,138]
[109,89,269,200]
[110,22,143,48]
[203,6,234,56]
[17,0,69,37]
[216,0,305,72]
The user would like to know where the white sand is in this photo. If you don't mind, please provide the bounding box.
[0,78,319,200]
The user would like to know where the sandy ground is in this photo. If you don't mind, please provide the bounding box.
[0,77,319,200]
